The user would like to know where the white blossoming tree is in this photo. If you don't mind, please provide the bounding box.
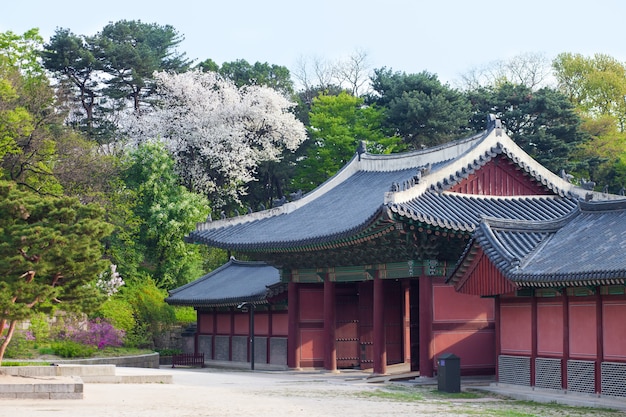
[121,70,307,206]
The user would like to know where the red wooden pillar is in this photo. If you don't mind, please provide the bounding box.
[530,296,537,387]
[287,281,300,369]
[562,291,569,390]
[595,288,603,394]
[212,308,217,360]
[402,280,411,365]
[419,274,433,377]
[229,307,236,361]
[267,307,273,365]
[494,297,501,381]
[324,276,337,371]
[373,271,387,374]
[194,309,201,355]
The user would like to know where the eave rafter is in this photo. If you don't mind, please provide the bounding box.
[242,217,469,269]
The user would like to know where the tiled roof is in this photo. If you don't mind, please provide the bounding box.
[452,199,626,288]
[186,125,597,252]
[389,191,577,232]
[165,258,281,308]
[189,167,419,250]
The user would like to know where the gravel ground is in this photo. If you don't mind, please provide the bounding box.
[0,367,624,417]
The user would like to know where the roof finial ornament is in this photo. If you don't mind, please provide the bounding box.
[580,178,596,191]
[488,114,502,137]
[272,196,287,207]
[289,189,303,201]
[357,140,367,161]
[603,184,609,194]
[620,187,625,196]
[560,169,574,183]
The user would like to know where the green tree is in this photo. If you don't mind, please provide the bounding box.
[367,68,472,149]
[553,53,626,130]
[552,53,626,189]
[121,142,210,289]
[93,20,190,112]
[293,92,404,192]
[0,180,113,364]
[0,29,64,194]
[41,28,102,139]
[466,83,587,175]
[0,29,45,79]
[217,59,294,97]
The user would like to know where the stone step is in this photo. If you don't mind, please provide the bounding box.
[0,365,172,399]
[0,375,83,399]
[0,364,116,377]
[81,374,173,384]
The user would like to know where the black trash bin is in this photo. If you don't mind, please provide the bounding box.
[437,353,460,393]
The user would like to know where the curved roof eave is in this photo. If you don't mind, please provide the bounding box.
[388,192,579,233]
[188,129,490,242]
[191,206,392,252]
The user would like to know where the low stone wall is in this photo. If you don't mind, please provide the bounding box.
[0,365,115,377]
[50,353,160,369]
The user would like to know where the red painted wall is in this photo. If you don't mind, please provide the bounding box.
[603,300,626,361]
[569,300,597,359]
[300,329,324,366]
[298,287,324,367]
[500,303,532,354]
[300,288,324,321]
[216,313,231,334]
[233,313,248,335]
[537,301,563,356]
[450,155,550,196]
[433,283,494,322]
[254,313,269,335]
[431,280,495,372]
[433,330,495,370]
[198,312,214,333]
[272,312,288,336]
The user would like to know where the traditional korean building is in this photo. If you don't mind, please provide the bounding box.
[165,258,288,366]
[178,117,602,376]
[448,198,626,397]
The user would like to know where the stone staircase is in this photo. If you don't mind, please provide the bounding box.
[0,365,172,399]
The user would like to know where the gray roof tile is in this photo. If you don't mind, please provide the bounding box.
[458,199,626,287]
[187,127,596,252]
[165,259,281,307]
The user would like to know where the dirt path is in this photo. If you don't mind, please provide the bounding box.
[0,368,621,417]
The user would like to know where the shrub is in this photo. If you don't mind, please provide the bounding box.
[2,331,34,359]
[56,318,125,349]
[51,340,97,358]
[95,298,136,333]
[174,306,196,324]
[154,348,182,356]
[28,313,51,347]
[122,279,176,348]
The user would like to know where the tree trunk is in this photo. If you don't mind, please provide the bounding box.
[0,320,17,365]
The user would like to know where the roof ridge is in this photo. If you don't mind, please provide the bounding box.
[479,207,579,232]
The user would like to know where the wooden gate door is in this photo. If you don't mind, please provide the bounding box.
[335,286,360,369]
[384,280,404,364]
[358,281,374,369]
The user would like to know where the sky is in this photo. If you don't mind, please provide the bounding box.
[3,0,626,87]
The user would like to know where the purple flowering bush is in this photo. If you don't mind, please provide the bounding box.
[57,318,125,349]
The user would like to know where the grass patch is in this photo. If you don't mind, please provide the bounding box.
[428,388,483,399]
[1,361,52,366]
[358,385,425,402]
